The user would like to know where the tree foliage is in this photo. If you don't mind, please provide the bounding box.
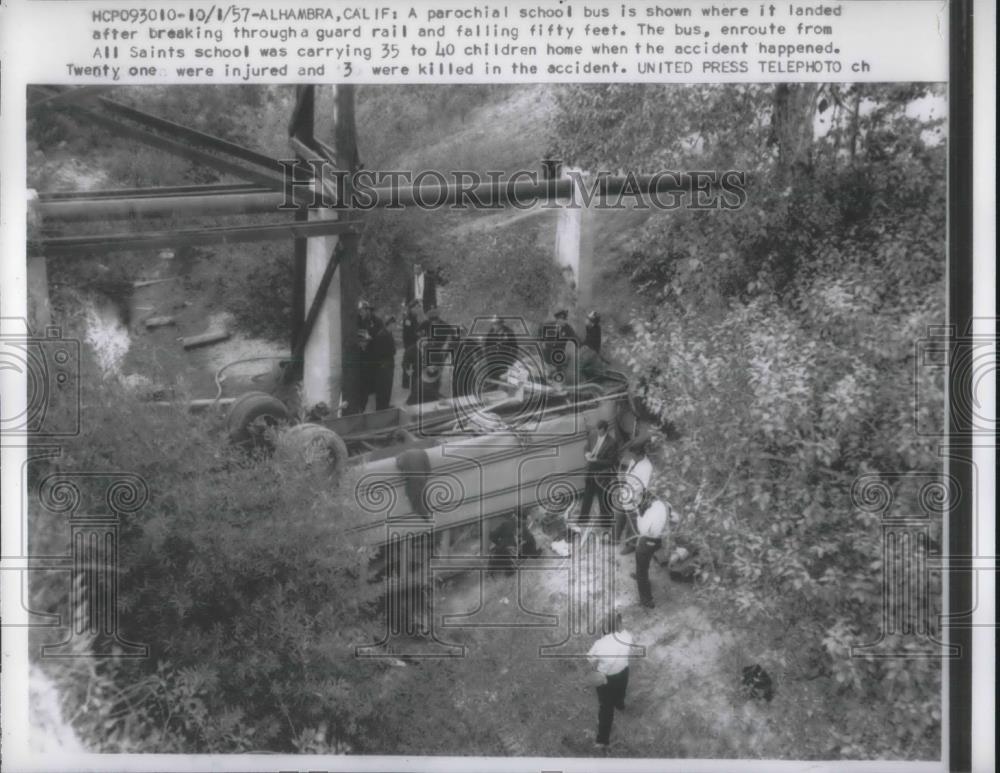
[552,83,946,757]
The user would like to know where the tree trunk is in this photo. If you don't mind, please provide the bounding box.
[771,84,820,184]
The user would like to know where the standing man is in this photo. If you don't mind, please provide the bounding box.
[633,490,669,609]
[581,420,619,518]
[370,316,397,411]
[617,441,653,555]
[544,309,579,384]
[401,299,422,390]
[584,310,602,353]
[354,299,382,413]
[547,309,578,355]
[586,610,635,750]
[404,261,438,313]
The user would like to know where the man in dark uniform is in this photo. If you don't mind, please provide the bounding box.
[584,310,602,354]
[354,299,383,413]
[369,316,397,411]
[544,309,578,362]
[542,309,578,386]
[401,299,422,390]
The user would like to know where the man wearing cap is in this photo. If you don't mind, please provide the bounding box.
[370,316,397,411]
[354,300,382,412]
[632,490,669,609]
[586,610,636,749]
[581,419,620,518]
[617,441,653,554]
[584,311,602,354]
[401,299,423,390]
[543,309,578,377]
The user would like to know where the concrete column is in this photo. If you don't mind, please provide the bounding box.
[553,169,596,312]
[27,256,51,334]
[302,205,341,411]
[27,191,51,334]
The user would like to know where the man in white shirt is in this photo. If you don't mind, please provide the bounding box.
[404,262,438,312]
[616,441,653,555]
[633,491,669,609]
[586,611,636,748]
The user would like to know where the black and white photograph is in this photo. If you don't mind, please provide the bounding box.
[17,77,958,762]
[0,0,993,770]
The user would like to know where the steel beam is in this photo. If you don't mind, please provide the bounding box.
[60,101,289,191]
[27,86,118,114]
[289,84,317,367]
[95,95,284,174]
[35,219,363,256]
[35,173,722,222]
[33,86,286,178]
[37,183,269,201]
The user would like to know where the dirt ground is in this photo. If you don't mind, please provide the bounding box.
[374,537,785,759]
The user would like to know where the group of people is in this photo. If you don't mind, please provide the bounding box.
[353,261,607,414]
[581,426,671,610]
[579,428,677,750]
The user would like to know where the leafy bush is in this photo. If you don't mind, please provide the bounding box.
[29,360,388,752]
[562,83,947,758]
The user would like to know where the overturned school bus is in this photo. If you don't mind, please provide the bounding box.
[225,328,642,556]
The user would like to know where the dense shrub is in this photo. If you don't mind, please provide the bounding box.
[573,83,947,758]
[29,362,387,752]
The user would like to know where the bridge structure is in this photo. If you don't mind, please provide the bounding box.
[25,84,709,657]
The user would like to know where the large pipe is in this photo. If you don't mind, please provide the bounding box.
[37,191,289,222]
[37,182,269,201]
[34,218,363,256]
[35,172,734,223]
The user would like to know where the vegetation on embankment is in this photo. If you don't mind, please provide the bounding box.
[27,83,946,758]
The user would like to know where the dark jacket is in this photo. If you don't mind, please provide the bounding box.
[403,270,438,312]
[543,320,579,366]
[369,324,396,368]
[584,321,602,353]
[584,430,619,472]
[402,311,420,349]
[357,313,383,366]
